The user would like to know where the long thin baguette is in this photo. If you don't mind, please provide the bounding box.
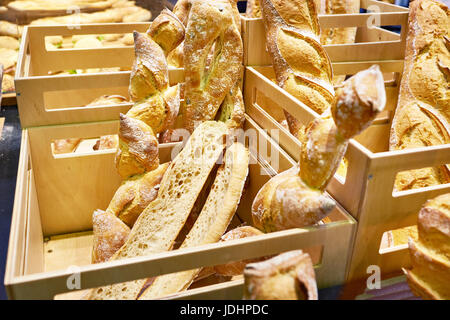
[138,142,249,299]
[86,121,228,300]
[389,0,450,191]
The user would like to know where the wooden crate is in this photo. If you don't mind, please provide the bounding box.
[15,22,154,128]
[244,62,450,282]
[242,0,409,66]
[4,115,356,300]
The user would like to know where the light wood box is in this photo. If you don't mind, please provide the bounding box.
[244,60,450,283]
[242,0,409,66]
[15,1,408,126]
[4,114,356,300]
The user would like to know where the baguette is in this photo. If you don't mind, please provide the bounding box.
[243,250,318,300]
[183,0,243,132]
[86,121,228,300]
[260,0,334,138]
[405,193,450,300]
[389,0,450,191]
[252,65,386,231]
[138,142,249,299]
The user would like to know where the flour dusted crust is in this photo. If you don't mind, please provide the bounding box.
[252,66,386,231]
[183,0,243,132]
[405,193,450,300]
[147,8,185,56]
[129,31,168,102]
[115,114,159,179]
[252,166,336,232]
[260,0,334,138]
[390,0,450,191]
[92,210,130,264]
[243,250,318,300]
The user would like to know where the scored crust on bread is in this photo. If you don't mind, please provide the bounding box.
[405,193,450,300]
[389,0,450,191]
[260,0,335,138]
[138,142,250,299]
[252,66,386,231]
[243,250,318,300]
[91,210,130,264]
[183,0,243,132]
[86,121,228,300]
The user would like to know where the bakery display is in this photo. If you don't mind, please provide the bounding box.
[390,0,449,191]
[243,250,318,300]
[404,193,450,300]
[260,0,334,138]
[252,65,386,231]
[7,0,450,302]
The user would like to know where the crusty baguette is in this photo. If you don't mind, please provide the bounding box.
[252,66,386,231]
[138,142,249,299]
[243,250,318,300]
[405,193,450,300]
[115,114,159,179]
[215,83,245,129]
[86,121,228,300]
[260,0,334,138]
[106,163,170,227]
[389,0,450,191]
[91,210,130,264]
[214,226,265,276]
[183,0,243,132]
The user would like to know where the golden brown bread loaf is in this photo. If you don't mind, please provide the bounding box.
[252,66,386,231]
[147,8,185,56]
[183,0,243,132]
[106,163,169,227]
[390,0,450,191]
[405,193,450,300]
[214,226,266,276]
[115,114,159,179]
[243,250,318,300]
[260,0,335,138]
[91,209,130,264]
[138,142,250,299]
[87,121,228,300]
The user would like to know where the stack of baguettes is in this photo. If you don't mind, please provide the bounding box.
[82,0,254,300]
